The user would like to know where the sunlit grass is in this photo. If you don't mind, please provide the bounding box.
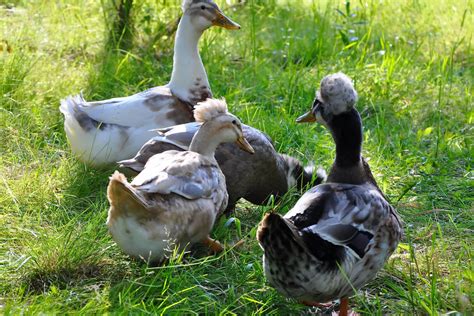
[1,0,472,314]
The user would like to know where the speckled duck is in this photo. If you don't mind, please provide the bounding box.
[257,73,403,315]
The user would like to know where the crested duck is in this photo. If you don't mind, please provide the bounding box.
[60,0,240,166]
[107,99,254,263]
[118,122,326,214]
[257,73,403,315]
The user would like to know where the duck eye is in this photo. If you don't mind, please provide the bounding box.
[201,5,206,10]
[232,120,237,125]
[313,99,322,107]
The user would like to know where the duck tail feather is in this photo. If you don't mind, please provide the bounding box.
[117,158,143,175]
[107,171,148,215]
[257,212,301,253]
[60,94,104,132]
[312,166,327,185]
[60,94,140,166]
[279,154,327,189]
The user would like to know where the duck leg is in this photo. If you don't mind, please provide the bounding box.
[335,297,358,316]
[339,297,349,316]
[202,236,224,253]
[232,239,245,248]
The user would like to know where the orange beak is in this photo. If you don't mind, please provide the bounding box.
[212,10,241,30]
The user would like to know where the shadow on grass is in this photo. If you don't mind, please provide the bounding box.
[55,164,113,222]
[19,263,116,295]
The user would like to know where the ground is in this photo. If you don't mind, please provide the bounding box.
[0,0,473,314]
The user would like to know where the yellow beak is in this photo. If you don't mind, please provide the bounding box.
[236,136,255,154]
[212,11,241,30]
[296,111,316,123]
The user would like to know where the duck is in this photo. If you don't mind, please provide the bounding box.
[60,0,240,166]
[256,73,403,315]
[118,122,326,214]
[106,99,254,263]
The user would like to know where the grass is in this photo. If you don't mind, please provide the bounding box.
[1,0,473,314]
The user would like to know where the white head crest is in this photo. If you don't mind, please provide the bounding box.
[194,98,229,123]
[317,72,358,115]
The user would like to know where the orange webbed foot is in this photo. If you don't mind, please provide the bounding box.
[202,236,224,253]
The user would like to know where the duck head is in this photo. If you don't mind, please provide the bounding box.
[297,72,365,173]
[296,72,358,126]
[182,0,241,32]
[191,98,254,155]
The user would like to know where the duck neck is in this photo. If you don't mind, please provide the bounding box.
[326,108,366,184]
[189,122,220,159]
[168,15,211,104]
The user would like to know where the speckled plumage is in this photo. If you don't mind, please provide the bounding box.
[317,72,358,115]
[257,73,403,307]
[258,183,402,302]
[119,122,325,213]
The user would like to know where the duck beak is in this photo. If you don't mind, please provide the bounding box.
[296,99,322,123]
[296,111,316,123]
[236,136,255,154]
[212,10,241,30]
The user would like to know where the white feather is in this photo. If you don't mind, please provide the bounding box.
[317,72,358,115]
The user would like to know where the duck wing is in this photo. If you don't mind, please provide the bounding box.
[286,183,393,259]
[118,122,202,173]
[131,151,222,200]
[72,86,193,127]
[153,122,202,148]
[119,123,269,178]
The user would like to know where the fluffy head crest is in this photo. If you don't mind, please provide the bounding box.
[317,72,358,115]
[194,98,229,123]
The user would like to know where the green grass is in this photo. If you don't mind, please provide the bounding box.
[1,0,473,314]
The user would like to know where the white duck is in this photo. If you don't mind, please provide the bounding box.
[106,99,254,263]
[60,0,240,166]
